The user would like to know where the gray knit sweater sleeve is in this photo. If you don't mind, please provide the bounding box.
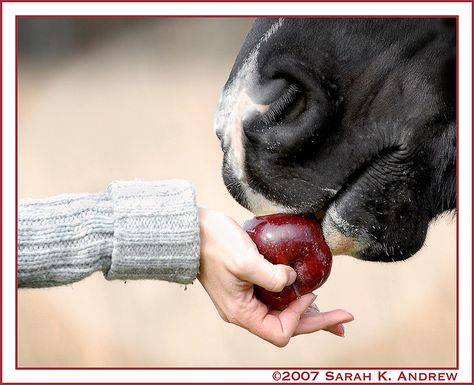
[18,180,200,288]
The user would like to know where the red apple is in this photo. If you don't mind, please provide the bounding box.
[243,214,332,310]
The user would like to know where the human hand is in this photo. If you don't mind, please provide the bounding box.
[197,208,354,347]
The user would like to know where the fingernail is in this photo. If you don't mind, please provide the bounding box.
[336,324,345,337]
[303,305,318,315]
[306,293,317,302]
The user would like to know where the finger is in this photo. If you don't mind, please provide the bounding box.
[302,303,345,336]
[244,258,297,292]
[274,293,317,346]
[295,309,354,336]
[248,293,316,347]
[326,323,345,337]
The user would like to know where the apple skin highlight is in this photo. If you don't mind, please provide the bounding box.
[244,214,333,310]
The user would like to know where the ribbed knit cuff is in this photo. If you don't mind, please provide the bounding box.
[104,180,200,284]
[18,192,114,288]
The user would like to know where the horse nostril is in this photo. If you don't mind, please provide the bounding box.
[247,78,305,128]
[260,83,304,125]
[241,81,306,144]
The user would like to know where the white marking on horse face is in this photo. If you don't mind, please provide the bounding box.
[226,91,269,180]
[214,18,283,167]
[214,18,286,211]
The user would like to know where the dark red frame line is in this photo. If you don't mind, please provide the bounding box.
[6,9,465,382]
[1,1,3,384]
[1,0,472,3]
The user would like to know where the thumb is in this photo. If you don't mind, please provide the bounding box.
[245,257,297,292]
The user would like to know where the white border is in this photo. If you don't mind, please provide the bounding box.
[3,2,472,383]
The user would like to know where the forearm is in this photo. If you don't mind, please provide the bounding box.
[18,180,200,288]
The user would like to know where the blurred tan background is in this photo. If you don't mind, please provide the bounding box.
[18,18,456,367]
